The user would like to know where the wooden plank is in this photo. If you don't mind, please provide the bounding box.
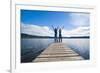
[33,56,83,62]
[37,54,79,58]
[33,43,84,62]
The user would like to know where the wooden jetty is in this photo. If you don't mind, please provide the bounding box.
[33,43,84,62]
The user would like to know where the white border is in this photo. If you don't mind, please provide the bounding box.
[11,4,96,73]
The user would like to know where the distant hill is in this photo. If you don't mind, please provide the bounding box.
[21,33,52,38]
[21,33,89,38]
[62,36,90,38]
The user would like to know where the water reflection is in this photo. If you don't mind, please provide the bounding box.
[21,38,89,63]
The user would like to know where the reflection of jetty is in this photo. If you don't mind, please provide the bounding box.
[33,43,84,62]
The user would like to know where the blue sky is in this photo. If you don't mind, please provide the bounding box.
[21,9,90,37]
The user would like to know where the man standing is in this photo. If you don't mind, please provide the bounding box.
[52,26,58,43]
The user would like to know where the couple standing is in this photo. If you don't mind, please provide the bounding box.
[52,26,64,43]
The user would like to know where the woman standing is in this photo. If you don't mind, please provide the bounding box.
[59,26,64,42]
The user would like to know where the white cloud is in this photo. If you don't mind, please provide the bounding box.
[62,26,89,37]
[69,13,89,26]
[21,23,89,37]
[21,23,53,36]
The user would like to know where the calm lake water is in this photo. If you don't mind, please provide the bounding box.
[21,38,89,63]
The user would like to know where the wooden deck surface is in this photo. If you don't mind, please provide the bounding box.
[33,43,84,62]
